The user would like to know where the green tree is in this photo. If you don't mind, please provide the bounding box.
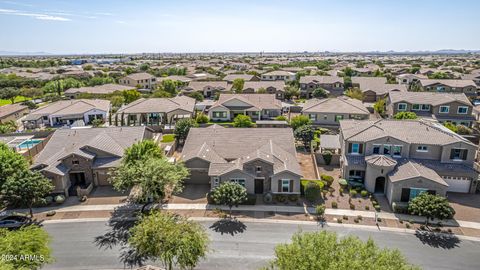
[211,182,247,217]
[123,140,164,165]
[393,112,417,120]
[265,231,419,270]
[152,89,173,98]
[129,211,209,270]
[187,91,204,101]
[195,112,209,124]
[232,78,245,93]
[257,87,267,94]
[111,157,188,207]
[443,122,458,133]
[21,87,43,99]
[123,89,141,104]
[0,143,29,189]
[342,67,354,77]
[232,114,253,127]
[0,87,21,104]
[284,85,300,100]
[0,121,18,134]
[373,98,386,116]
[0,226,54,270]
[174,118,198,145]
[428,72,449,79]
[294,125,315,150]
[2,171,54,217]
[91,118,104,127]
[345,88,364,100]
[312,87,328,98]
[275,115,287,121]
[109,95,125,109]
[158,79,178,95]
[408,192,455,225]
[290,115,311,130]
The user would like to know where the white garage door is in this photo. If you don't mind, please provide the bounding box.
[444,177,471,193]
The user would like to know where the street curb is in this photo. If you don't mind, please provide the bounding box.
[42,216,480,242]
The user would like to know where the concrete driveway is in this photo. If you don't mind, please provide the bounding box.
[448,192,480,223]
[170,184,210,204]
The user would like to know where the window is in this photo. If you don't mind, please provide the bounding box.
[213,177,220,188]
[397,103,407,111]
[416,145,428,152]
[392,145,402,157]
[412,104,420,111]
[372,144,381,154]
[72,160,79,165]
[458,106,469,114]
[450,148,468,161]
[383,144,391,155]
[309,114,316,121]
[281,179,290,192]
[335,115,344,122]
[439,106,449,113]
[421,104,430,111]
[351,143,360,154]
[42,116,48,121]
[348,170,365,181]
[212,111,227,118]
[230,178,246,187]
[256,166,262,172]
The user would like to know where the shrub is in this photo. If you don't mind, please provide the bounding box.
[46,210,56,217]
[405,223,411,229]
[360,190,368,197]
[447,228,452,233]
[339,188,344,195]
[338,178,348,187]
[456,124,473,135]
[377,217,382,222]
[315,205,326,217]
[331,201,338,208]
[322,151,333,165]
[276,194,287,203]
[354,218,359,223]
[419,225,426,230]
[241,194,257,205]
[342,215,348,220]
[263,192,273,204]
[349,189,357,197]
[337,218,343,224]
[54,195,65,204]
[195,112,209,124]
[374,205,381,212]
[206,192,216,204]
[349,204,355,210]
[365,205,370,210]
[392,202,409,214]
[305,181,321,202]
[321,175,334,187]
[288,194,299,202]
[44,196,53,204]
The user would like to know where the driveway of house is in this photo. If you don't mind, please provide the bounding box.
[448,193,480,223]
[170,184,210,204]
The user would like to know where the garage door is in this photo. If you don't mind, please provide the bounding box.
[186,170,210,184]
[444,177,471,193]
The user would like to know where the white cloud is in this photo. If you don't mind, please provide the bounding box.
[0,8,71,21]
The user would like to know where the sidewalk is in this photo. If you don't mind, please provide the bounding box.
[9,202,480,230]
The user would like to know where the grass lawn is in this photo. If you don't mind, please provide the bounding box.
[160,134,175,143]
[0,96,31,106]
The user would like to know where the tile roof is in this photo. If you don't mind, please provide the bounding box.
[0,103,28,119]
[124,72,155,81]
[24,99,110,121]
[222,74,256,81]
[340,119,475,146]
[299,75,344,85]
[302,97,369,114]
[388,159,448,185]
[117,96,195,114]
[352,77,407,95]
[388,91,472,107]
[212,94,281,110]
[64,84,134,95]
[185,81,229,91]
[243,81,285,91]
[419,79,477,88]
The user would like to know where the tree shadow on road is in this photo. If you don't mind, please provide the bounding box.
[414,230,461,249]
[93,203,148,268]
[210,218,247,236]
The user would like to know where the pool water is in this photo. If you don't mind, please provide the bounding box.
[17,139,42,149]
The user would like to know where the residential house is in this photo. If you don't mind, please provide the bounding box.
[22,99,110,129]
[64,84,134,99]
[461,74,480,87]
[260,70,295,82]
[387,92,475,127]
[208,94,282,121]
[119,72,157,90]
[116,96,195,129]
[396,74,428,85]
[181,125,302,194]
[222,74,258,83]
[31,126,153,197]
[352,77,407,102]
[0,103,29,124]
[242,81,286,100]
[415,79,478,97]
[302,97,369,127]
[340,119,478,206]
[183,81,230,98]
[299,76,345,98]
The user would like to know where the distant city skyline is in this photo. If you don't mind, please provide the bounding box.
[1,0,479,54]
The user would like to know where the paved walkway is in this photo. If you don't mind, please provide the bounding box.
[10,202,480,230]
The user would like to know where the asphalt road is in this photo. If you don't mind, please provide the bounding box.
[43,220,480,270]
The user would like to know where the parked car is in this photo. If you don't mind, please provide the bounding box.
[0,215,38,230]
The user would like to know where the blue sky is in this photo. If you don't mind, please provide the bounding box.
[0,0,479,54]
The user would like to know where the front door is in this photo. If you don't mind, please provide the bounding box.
[254,178,264,194]
[374,177,385,193]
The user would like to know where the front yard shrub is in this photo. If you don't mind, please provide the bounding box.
[447,228,452,233]
[342,215,348,220]
[357,215,363,220]
[322,151,333,165]
[365,205,370,210]
[240,194,257,205]
[419,225,426,230]
[288,194,299,202]
[338,178,348,187]
[276,194,287,203]
[349,204,355,210]
[337,218,343,223]
[46,210,56,216]
[206,192,216,204]
[349,189,357,197]
[320,175,334,187]
[360,190,368,197]
[315,205,326,218]
[300,179,324,195]
[45,196,53,204]
[354,218,359,223]
[339,188,344,196]
[392,202,409,214]
[405,223,411,229]
[305,181,321,202]
[331,201,338,208]
[263,192,273,204]
[54,195,65,204]
[321,189,328,198]
[374,205,381,212]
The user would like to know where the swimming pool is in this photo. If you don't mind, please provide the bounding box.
[17,139,42,149]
